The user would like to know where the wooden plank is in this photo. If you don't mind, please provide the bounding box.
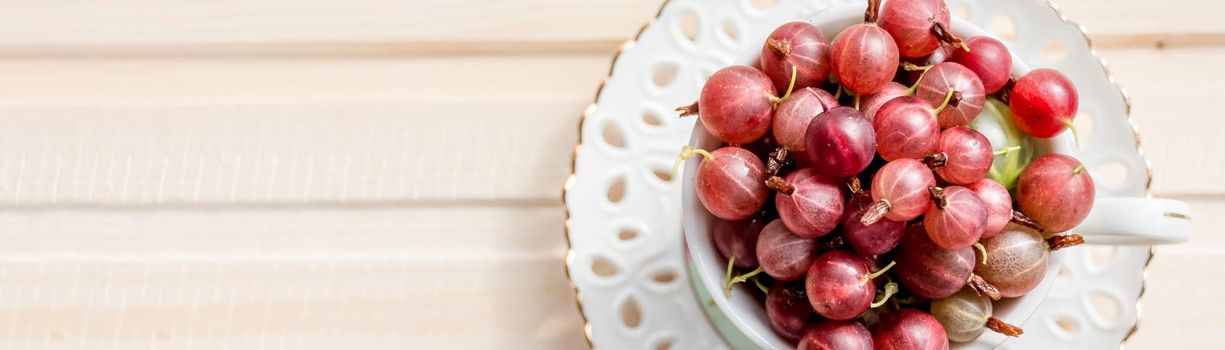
[0,56,612,107]
[1123,252,1225,350]
[0,0,1221,57]
[0,259,585,350]
[0,45,1217,203]
[0,205,584,348]
[1103,46,1225,196]
[0,0,660,56]
[0,102,579,204]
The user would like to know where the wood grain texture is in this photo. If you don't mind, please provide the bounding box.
[0,206,583,349]
[0,0,1221,57]
[0,0,1217,349]
[0,46,1214,204]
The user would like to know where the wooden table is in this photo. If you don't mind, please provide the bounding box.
[0,0,1218,348]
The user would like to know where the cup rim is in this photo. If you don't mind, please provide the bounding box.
[680,4,1074,349]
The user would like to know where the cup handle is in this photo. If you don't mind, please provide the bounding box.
[1074,197,1191,245]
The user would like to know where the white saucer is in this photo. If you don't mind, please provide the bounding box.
[564,0,1153,348]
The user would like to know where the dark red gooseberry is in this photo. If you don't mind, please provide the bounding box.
[713,216,768,269]
[766,282,815,342]
[805,107,877,179]
[895,225,975,299]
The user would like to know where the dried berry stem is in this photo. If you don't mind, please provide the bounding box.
[766,147,791,176]
[847,177,864,195]
[767,38,791,57]
[676,101,699,117]
[996,77,1017,104]
[933,88,957,115]
[968,274,1002,300]
[1072,163,1085,175]
[929,186,949,209]
[860,200,892,225]
[932,22,969,52]
[765,176,795,195]
[1010,210,1045,232]
[986,317,1025,337]
[924,152,948,168]
[1047,234,1086,251]
[865,0,882,23]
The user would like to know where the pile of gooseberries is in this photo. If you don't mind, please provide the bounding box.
[676,0,1093,346]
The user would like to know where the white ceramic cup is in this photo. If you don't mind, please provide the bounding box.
[680,4,1190,350]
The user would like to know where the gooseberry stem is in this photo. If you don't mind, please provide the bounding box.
[767,38,791,57]
[1010,209,1044,232]
[974,242,988,266]
[932,22,969,52]
[993,146,1021,156]
[1072,164,1085,175]
[861,200,892,225]
[723,256,736,296]
[676,101,699,117]
[1061,118,1081,148]
[924,152,948,168]
[854,94,861,111]
[865,260,897,281]
[933,88,957,115]
[768,65,800,106]
[929,186,949,209]
[724,266,764,297]
[968,274,1002,300]
[903,63,933,95]
[847,177,864,195]
[1047,234,1086,251]
[766,176,796,195]
[871,282,899,308]
[672,146,714,175]
[864,0,882,23]
[766,147,791,176]
[986,317,1025,337]
[753,276,770,294]
[833,85,844,101]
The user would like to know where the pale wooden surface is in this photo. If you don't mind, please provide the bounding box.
[0,1,1219,349]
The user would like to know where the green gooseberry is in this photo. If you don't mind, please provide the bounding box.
[969,98,1033,189]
